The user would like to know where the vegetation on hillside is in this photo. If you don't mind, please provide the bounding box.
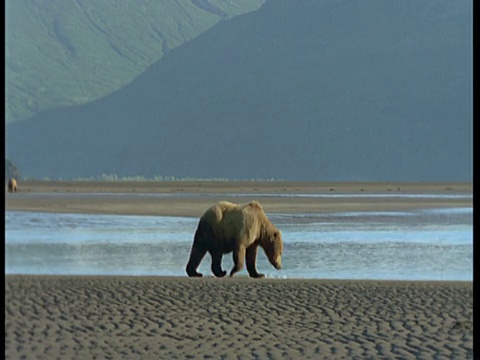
[5,0,264,123]
[5,159,20,181]
[6,0,472,182]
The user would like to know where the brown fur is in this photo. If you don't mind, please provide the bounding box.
[8,178,17,192]
[186,201,283,278]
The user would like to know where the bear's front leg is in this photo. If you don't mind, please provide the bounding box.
[246,245,265,278]
[210,251,227,277]
[230,246,246,277]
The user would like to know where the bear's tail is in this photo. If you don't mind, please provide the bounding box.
[192,220,206,247]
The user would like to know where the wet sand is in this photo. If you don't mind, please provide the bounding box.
[5,275,473,359]
[5,181,473,358]
[5,180,472,217]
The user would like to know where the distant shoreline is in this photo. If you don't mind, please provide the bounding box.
[5,180,472,217]
[6,179,473,193]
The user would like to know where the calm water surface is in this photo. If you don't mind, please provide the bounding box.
[5,194,472,280]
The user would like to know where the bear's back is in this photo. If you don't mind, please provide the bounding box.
[203,201,267,234]
[211,201,266,220]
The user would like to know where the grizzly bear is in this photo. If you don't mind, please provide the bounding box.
[8,178,17,193]
[186,200,283,278]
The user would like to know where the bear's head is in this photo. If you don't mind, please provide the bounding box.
[262,230,283,270]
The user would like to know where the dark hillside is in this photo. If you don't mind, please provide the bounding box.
[6,0,472,181]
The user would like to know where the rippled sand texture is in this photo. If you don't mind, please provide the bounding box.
[5,276,473,359]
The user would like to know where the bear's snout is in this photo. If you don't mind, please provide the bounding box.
[273,258,282,270]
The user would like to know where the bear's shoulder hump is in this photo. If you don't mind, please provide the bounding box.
[247,201,263,211]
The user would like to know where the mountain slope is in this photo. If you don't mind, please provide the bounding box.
[6,0,472,181]
[5,0,264,123]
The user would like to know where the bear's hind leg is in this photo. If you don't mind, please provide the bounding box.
[186,246,207,277]
[210,251,227,277]
[246,245,265,278]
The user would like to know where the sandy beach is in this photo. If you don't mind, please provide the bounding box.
[5,180,473,217]
[5,181,473,358]
[5,275,473,359]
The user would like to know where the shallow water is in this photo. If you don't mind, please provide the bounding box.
[5,203,472,280]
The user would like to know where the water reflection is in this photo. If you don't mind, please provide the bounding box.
[5,207,472,280]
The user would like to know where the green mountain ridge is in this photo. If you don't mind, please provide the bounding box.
[6,0,472,182]
[5,0,264,123]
